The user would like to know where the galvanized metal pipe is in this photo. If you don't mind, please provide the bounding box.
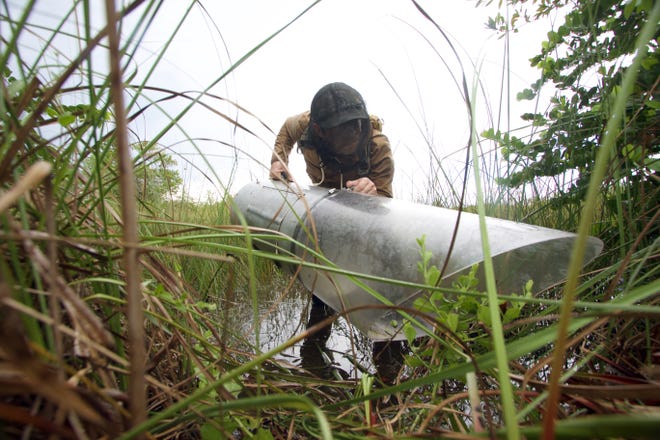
[231,181,603,341]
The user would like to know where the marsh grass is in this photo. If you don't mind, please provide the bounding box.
[1,1,659,439]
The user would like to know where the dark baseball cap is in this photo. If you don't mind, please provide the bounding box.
[310,82,368,129]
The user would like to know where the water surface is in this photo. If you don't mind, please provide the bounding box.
[221,281,374,379]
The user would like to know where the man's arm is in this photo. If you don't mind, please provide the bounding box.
[269,112,309,181]
[367,128,395,198]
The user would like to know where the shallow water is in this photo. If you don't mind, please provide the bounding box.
[221,281,374,379]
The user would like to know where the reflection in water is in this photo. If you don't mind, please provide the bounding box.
[221,281,405,381]
[372,339,407,385]
[299,296,340,379]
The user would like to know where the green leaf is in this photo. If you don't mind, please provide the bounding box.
[405,356,425,368]
[486,16,496,30]
[404,321,417,344]
[503,307,520,324]
[481,127,497,139]
[517,88,536,101]
[58,112,76,127]
[427,266,440,286]
[622,143,643,162]
[641,54,658,70]
[7,78,25,98]
[477,304,491,326]
[195,301,217,311]
[200,418,238,439]
[644,156,660,172]
[413,297,434,314]
[446,312,459,332]
[200,422,222,439]
[224,379,243,398]
[254,428,275,440]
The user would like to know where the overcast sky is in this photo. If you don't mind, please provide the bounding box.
[19,0,563,201]
[159,0,560,201]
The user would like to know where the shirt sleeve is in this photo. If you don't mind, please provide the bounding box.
[369,120,395,198]
[271,112,309,164]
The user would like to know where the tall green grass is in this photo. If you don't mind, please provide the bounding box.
[1,1,658,439]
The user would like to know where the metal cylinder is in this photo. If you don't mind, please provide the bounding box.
[231,181,603,341]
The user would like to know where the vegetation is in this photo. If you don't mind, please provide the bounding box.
[483,0,659,243]
[1,1,658,439]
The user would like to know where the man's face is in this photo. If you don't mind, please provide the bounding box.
[319,119,362,155]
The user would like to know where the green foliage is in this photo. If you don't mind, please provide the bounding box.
[406,236,533,366]
[77,137,183,209]
[132,141,183,204]
[484,0,660,279]
[488,0,659,209]
[415,234,441,287]
[46,103,109,128]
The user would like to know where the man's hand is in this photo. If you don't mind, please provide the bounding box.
[346,177,377,196]
[269,161,293,181]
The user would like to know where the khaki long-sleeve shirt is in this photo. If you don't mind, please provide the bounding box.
[271,111,394,198]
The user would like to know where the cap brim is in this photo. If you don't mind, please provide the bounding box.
[318,109,368,129]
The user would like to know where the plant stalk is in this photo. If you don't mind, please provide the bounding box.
[104,0,146,432]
